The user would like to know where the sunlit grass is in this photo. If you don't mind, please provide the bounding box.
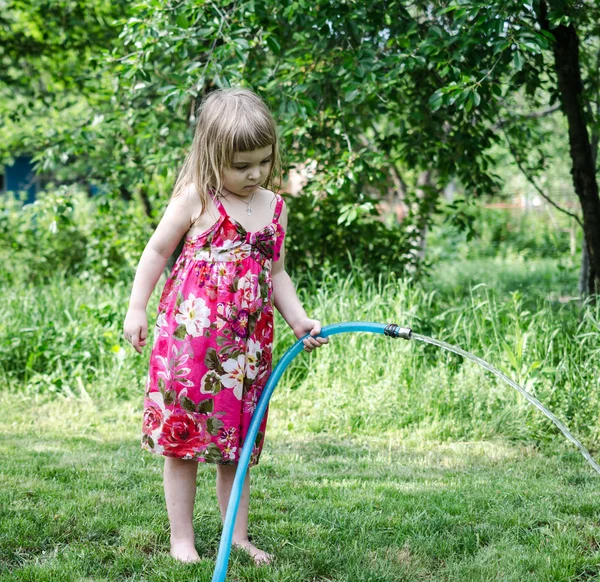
[2,257,600,579]
[2,396,600,581]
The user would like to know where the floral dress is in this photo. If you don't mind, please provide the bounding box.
[141,192,285,466]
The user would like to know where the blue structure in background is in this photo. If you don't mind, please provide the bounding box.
[1,155,38,203]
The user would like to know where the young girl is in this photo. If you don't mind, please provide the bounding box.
[123,88,327,566]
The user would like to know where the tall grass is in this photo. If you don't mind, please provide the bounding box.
[2,259,598,449]
[273,266,600,446]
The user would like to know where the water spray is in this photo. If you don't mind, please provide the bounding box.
[211,321,599,581]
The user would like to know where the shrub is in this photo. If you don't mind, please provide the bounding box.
[0,186,151,285]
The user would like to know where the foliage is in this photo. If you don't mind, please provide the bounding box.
[2,1,600,286]
[285,191,420,277]
[0,187,149,285]
[0,0,131,169]
[429,203,578,262]
[3,259,599,447]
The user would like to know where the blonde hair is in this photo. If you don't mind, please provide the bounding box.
[171,88,282,211]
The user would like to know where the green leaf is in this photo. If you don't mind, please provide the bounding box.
[234,38,250,49]
[345,89,360,103]
[436,5,460,15]
[265,34,281,54]
[513,50,523,72]
[429,89,444,111]
[539,30,556,42]
[176,13,190,29]
[201,371,222,395]
[180,396,197,413]
[204,348,220,371]
[493,40,511,55]
[173,325,187,340]
[203,443,223,463]
[255,431,265,447]
[247,312,258,337]
[207,417,225,436]
[164,389,177,406]
[142,434,154,448]
[198,399,214,414]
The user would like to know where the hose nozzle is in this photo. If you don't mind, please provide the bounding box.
[384,324,412,340]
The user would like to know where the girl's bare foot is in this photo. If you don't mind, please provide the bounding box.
[170,540,201,563]
[232,539,273,565]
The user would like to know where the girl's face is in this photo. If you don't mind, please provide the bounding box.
[222,145,273,197]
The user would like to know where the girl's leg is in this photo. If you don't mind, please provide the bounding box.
[164,457,200,562]
[216,465,272,565]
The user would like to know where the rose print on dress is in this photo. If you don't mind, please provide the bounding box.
[158,409,212,458]
[143,402,164,434]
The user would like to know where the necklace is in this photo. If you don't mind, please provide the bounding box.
[221,189,257,216]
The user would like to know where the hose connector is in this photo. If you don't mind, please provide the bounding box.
[384,324,412,340]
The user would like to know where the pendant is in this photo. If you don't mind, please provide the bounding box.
[247,207,252,216]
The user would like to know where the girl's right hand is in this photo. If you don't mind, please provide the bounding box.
[123,309,148,354]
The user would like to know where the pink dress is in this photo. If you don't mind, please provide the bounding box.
[141,192,285,466]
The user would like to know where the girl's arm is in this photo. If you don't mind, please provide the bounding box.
[123,186,203,353]
[272,201,328,352]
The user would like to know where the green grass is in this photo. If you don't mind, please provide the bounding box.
[2,257,599,445]
[3,256,600,580]
[2,395,600,581]
[430,257,580,300]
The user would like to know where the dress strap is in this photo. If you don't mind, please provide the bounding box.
[272,194,284,223]
[210,190,227,218]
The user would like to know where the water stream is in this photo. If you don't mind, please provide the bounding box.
[412,332,600,475]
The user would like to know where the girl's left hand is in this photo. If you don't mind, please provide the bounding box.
[293,319,329,352]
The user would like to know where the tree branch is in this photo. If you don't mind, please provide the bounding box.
[500,125,584,228]
[491,104,561,131]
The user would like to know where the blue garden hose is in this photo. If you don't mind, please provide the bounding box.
[211,320,600,580]
[211,322,411,582]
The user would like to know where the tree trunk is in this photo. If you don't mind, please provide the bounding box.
[579,241,590,298]
[539,1,600,297]
[138,184,153,221]
[414,170,437,261]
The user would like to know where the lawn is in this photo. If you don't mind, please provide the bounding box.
[2,252,600,581]
[1,394,600,581]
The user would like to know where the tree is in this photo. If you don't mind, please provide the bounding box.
[423,0,600,295]
[0,0,131,183]
[4,1,600,293]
